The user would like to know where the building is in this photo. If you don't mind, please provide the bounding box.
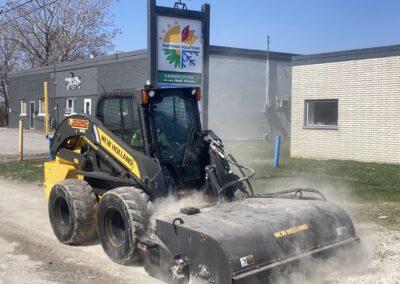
[291,45,400,164]
[8,46,293,140]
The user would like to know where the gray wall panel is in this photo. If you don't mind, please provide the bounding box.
[55,67,98,98]
[209,55,292,140]
[98,58,148,92]
[9,73,49,130]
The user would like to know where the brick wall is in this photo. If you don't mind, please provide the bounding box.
[291,56,400,164]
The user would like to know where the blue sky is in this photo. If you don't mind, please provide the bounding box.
[110,0,400,55]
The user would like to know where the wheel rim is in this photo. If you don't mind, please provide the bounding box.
[54,196,71,229]
[104,208,126,247]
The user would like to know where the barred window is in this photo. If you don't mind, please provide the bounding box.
[98,95,143,149]
[65,99,77,115]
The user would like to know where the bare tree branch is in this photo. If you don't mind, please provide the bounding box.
[0,0,119,125]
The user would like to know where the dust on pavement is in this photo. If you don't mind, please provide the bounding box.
[0,179,163,284]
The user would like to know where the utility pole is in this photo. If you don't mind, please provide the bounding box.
[265,35,270,112]
[264,35,272,141]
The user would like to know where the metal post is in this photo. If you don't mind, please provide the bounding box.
[44,81,49,138]
[266,36,270,108]
[273,135,281,168]
[18,119,23,161]
[147,0,157,86]
[264,36,272,140]
[201,3,211,130]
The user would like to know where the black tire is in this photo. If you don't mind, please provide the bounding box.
[97,187,152,264]
[48,179,98,245]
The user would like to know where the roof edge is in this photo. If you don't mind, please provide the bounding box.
[209,45,298,61]
[9,49,147,77]
[292,44,400,65]
[9,44,299,78]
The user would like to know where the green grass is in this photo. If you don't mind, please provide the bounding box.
[225,140,400,202]
[1,141,400,202]
[0,159,44,183]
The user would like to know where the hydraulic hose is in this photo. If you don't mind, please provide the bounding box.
[227,153,254,196]
[217,155,255,196]
[207,137,255,197]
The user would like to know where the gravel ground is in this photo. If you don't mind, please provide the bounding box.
[0,128,49,160]
[0,178,399,283]
[0,179,162,284]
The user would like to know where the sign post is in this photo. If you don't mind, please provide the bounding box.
[148,0,210,128]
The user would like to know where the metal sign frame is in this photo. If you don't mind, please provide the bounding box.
[147,0,210,128]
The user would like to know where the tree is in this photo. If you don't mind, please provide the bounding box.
[0,33,23,126]
[0,0,119,124]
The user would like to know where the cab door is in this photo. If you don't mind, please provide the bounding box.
[96,93,147,154]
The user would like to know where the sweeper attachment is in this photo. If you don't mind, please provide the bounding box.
[44,86,359,283]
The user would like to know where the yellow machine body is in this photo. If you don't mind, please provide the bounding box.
[44,157,83,202]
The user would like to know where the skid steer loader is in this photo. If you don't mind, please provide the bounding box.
[44,86,359,283]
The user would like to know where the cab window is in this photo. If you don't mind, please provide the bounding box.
[97,96,144,149]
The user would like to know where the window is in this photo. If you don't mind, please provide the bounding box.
[97,96,143,149]
[65,99,77,115]
[20,100,27,115]
[84,98,91,115]
[305,99,338,128]
[38,98,45,115]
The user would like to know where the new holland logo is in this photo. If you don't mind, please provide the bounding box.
[160,21,200,69]
[95,127,141,178]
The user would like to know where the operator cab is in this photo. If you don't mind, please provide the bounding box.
[143,87,206,189]
[96,87,207,191]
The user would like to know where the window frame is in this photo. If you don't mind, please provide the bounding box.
[97,95,144,151]
[304,99,339,130]
[38,98,45,116]
[65,98,77,116]
[84,98,92,115]
[20,100,27,116]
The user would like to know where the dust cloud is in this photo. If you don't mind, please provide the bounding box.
[255,176,380,284]
[271,233,376,283]
[150,191,208,223]
[256,176,396,283]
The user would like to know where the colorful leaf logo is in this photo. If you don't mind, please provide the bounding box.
[181,25,198,44]
[181,26,190,42]
[163,49,180,68]
[161,22,200,69]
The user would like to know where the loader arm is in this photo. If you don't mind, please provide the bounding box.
[49,114,167,198]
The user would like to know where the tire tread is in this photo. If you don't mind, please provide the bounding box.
[55,179,97,245]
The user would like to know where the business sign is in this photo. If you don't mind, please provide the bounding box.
[65,76,81,90]
[157,16,203,87]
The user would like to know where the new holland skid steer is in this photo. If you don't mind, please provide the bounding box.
[44,86,359,283]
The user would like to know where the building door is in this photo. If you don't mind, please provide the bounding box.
[29,101,35,129]
[84,98,92,115]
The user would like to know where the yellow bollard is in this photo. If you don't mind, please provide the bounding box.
[18,119,23,161]
[44,82,49,138]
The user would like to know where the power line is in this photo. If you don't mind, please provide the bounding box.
[0,0,58,27]
[0,0,28,15]
[3,0,35,15]
[0,1,16,10]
